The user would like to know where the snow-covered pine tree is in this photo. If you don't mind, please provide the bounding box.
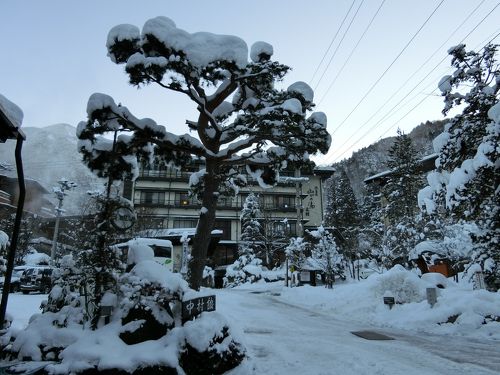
[308,226,344,288]
[374,129,424,267]
[418,43,499,290]
[239,193,263,257]
[324,167,360,276]
[224,193,265,287]
[77,17,331,290]
[384,128,423,223]
[358,182,386,267]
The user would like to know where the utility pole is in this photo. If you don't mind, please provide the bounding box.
[50,178,77,264]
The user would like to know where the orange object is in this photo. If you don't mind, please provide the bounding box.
[428,264,449,277]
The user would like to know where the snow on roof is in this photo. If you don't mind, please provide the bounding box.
[24,252,51,266]
[364,154,439,184]
[0,93,23,129]
[138,228,223,238]
[409,240,446,259]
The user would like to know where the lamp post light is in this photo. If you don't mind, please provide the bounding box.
[50,178,77,264]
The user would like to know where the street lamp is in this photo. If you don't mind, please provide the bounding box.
[50,178,77,264]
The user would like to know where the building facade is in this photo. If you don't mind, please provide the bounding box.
[125,164,334,267]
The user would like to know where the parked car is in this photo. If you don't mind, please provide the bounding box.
[20,266,54,294]
[0,265,29,293]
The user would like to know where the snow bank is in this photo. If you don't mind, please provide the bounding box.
[279,266,500,340]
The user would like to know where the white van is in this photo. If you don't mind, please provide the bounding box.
[113,238,175,271]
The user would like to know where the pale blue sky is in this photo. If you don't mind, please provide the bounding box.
[0,0,498,164]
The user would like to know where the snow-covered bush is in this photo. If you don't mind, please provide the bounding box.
[224,254,265,287]
[43,255,86,327]
[370,265,424,304]
[4,243,246,374]
[285,237,307,272]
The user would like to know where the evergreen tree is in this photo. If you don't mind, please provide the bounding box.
[324,167,359,229]
[239,193,263,257]
[308,226,344,288]
[419,44,499,290]
[324,167,360,277]
[78,17,330,290]
[384,128,422,223]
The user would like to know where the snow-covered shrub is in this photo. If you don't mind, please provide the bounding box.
[43,255,86,327]
[5,243,246,374]
[370,265,424,304]
[285,237,307,272]
[224,254,265,287]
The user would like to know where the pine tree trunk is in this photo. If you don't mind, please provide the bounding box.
[188,163,219,290]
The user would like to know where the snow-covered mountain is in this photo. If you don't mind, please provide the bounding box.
[0,123,102,214]
[333,120,447,201]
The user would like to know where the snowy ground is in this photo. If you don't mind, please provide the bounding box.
[4,271,500,374]
[221,283,500,375]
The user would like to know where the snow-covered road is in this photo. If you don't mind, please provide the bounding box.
[218,288,500,375]
[5,289,500,374]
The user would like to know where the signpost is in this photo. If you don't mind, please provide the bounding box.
[182,295,216,323]
[426,287,437,307]
[383,296,395,309]
[473,271,486,290]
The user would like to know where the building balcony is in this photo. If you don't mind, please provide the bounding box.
[134,198,297,212]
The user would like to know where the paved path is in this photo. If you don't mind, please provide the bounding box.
[218,289,500,375]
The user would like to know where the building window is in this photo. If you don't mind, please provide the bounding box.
[138,191,165,205]
[214,219,232,240]
[275,195,296,209]
[173,218,198,229]
[174,191,192,206]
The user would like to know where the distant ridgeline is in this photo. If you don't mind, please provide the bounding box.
[332,119,447,201]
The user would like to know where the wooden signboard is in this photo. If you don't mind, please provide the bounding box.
[182,295,216,322]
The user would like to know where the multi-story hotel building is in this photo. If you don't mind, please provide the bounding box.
[123,163,334,268]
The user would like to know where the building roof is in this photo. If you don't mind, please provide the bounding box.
[0,94,25,142]
[364,153,439,185]
[313,166,335,178]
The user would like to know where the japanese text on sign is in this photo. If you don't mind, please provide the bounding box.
[182,295,216,322]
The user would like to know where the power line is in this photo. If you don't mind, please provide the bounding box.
[319,0,484,108]
[323,1,499,164]
[330,30,500,163]
[374,29,500,141]
[313,0,366,91]
[317,0,386,105]
[323,0,489,163]
[327,0,446,137]
[310,0,357,86]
